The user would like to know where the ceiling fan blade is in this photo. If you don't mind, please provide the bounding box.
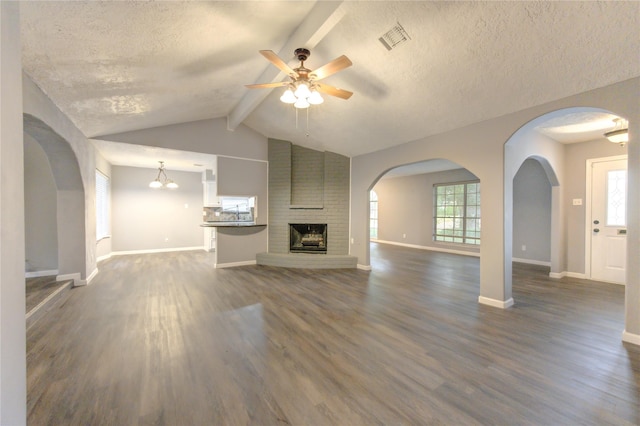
[316,84,353,100]
[310,55,352,81]
[259,50,298,77]
[245,82,288,89]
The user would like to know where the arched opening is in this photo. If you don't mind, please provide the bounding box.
[504,107,627,304]
[368,158,481,268]
[23,114,86,282]
[512,156,557,269]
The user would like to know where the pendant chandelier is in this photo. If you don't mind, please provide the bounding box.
[604,118,629,146]
[149,161,178,189]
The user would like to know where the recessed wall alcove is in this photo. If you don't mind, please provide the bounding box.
[256,139,356,268]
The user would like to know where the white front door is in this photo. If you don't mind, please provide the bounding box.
[590,158,627,284]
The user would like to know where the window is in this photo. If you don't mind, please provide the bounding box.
[434,181,480,245]
[370,190,378,239]
[96,170,110,241]
[606,169,626,226]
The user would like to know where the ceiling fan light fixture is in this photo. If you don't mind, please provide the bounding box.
[308,90,324,105]
[294,97,310,109]
[294,81,311,99]
[165,180,179,189]
[280,88,296,104]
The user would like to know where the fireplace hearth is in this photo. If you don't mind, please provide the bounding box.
[289,223,327,253]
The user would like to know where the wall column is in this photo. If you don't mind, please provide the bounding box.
[0,1,27,423]
[624,118,640,344]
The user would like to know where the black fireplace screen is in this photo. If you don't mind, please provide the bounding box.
[289,223,327,253]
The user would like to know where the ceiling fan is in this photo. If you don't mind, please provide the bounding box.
[246,48,353,109]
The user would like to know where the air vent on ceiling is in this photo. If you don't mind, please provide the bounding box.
[378,22,411,51]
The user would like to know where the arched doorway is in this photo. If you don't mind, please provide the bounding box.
[504,107,627,300]
[23,114,86,282]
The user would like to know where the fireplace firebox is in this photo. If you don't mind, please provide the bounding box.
[289,223,327,254]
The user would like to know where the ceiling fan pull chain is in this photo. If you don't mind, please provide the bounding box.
[306,108,310,138]
[295,107,299,129]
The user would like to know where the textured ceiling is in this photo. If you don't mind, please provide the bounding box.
[20,1,640,158]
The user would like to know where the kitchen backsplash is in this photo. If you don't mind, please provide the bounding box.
[203,206,254,222]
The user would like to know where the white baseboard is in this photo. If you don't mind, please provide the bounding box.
[512,258,551,267]
[56,272,82,287]
[622,330,640,346]
[215,260,256,269]
[357,264,372,271]
[478,296,514,309]
[86,268,99,285]
[374,239,480,257]
[97,253,112,263]
[548,271,587,279]
[25,269,59,278]
[110,246,204,256]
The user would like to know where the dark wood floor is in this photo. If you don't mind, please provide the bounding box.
[25,276,68,313]
[27,243,640,425]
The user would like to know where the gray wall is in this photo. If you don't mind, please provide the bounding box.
[24,133,58,272]
[95,117,268,162]
[1,2,26,422]
[373,168,479,254]
[111,166,203,252]
[512,159,551,263]
[268,139,350,255]
[216,156,268,265]
[564,138,628,274]
[95,151,112,260]
[351,78,639,313]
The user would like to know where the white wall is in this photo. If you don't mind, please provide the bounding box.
[111,166,203,252]
[24,133,58,272]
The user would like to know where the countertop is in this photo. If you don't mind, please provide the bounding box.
[200,222,266,228]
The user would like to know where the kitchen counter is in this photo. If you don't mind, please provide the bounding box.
[200,222,266,228]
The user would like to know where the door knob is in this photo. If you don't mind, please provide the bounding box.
[593,228,600,233]
[593,220,600,225]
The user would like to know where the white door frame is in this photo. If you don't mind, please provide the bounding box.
[584,154,628,280]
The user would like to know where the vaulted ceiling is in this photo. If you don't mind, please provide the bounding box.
[20,1,640,158]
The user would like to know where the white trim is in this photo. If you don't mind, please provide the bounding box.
[512,258,551,267]
[215,260,256,269]
[357,264,372,271]
[584,155,628,280]
[110,246,204,256]
[25,280,73,320]
[374,239,480,257]
[56,272,82,286]
[25,269,59,278]
[548,271,588,279]
[478,296,514,309]
[622,330,640,346]
[86,268,99,285]
[97,253,112,263]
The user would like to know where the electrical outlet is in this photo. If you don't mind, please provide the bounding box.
[402,233,406,239]
[522,245,526,251]
[351,238,355,244]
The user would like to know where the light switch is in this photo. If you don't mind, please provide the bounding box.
[572,199,582,206]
